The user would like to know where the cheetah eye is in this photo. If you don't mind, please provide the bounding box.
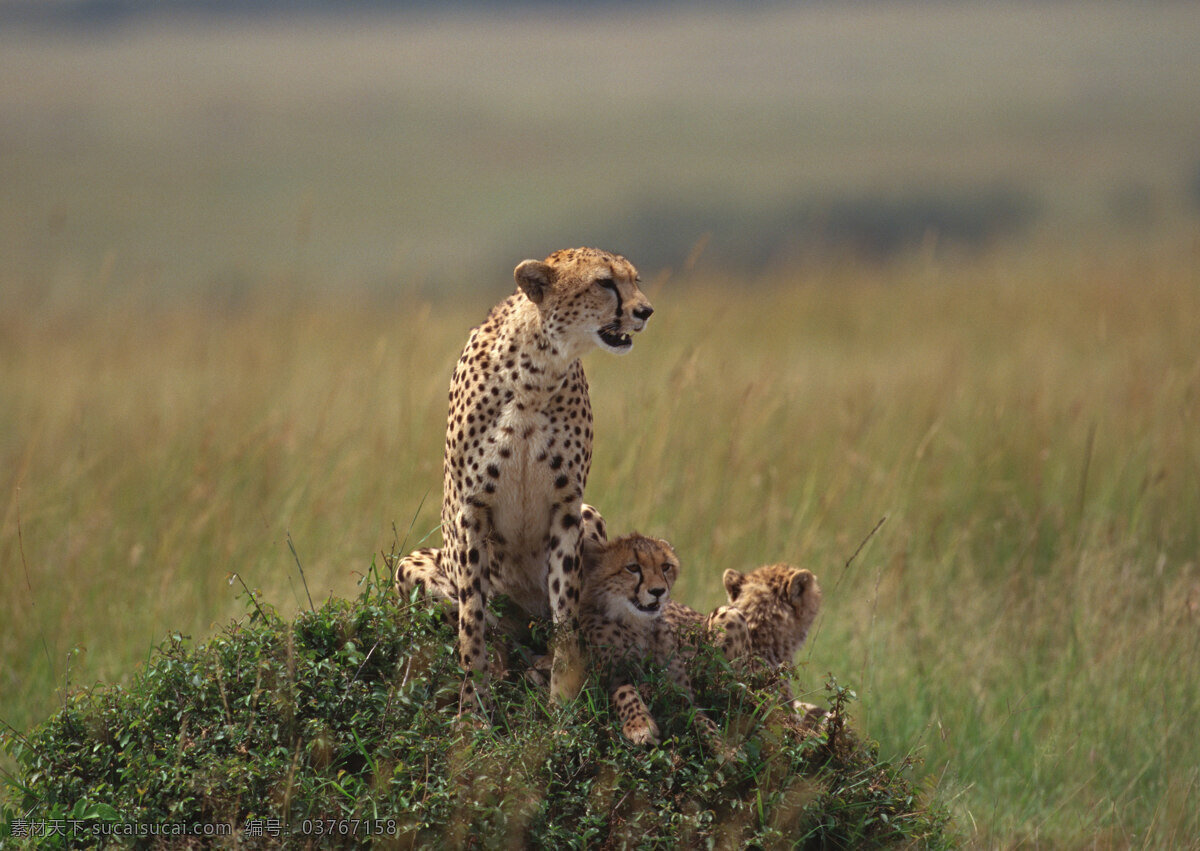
[624,563,641,575]
[596,277,617,292]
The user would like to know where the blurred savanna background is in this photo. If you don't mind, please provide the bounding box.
[2,0,1199,845]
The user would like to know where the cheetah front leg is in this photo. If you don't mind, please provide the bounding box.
[449,503,493,718]
[546,501,586,705]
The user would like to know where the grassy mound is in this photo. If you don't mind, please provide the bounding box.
[2,563,951,849]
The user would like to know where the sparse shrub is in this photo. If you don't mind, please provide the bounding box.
[2,561,951,849]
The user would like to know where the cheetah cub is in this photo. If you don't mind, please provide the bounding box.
[580,532,715,747]
[723,564,824,719]
[579,505,750,666]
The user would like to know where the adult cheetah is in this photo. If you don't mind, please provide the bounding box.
[436,248,653,716]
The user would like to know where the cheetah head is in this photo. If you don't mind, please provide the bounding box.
[514,247,654,357]
[583,533,679,622]
[723,564,822,663]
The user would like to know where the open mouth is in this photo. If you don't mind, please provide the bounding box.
[598,328,633,350]
[635,600,660,613]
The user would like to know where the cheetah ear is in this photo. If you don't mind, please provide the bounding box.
[722,569,745,603]
[787,570,813,602]
[514,259,554,305]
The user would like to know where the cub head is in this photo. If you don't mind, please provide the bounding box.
[513,247,653,357]
[583,533,679,622]
[723,564,822,664]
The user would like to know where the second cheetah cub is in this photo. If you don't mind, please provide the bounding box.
[723,563,824,721]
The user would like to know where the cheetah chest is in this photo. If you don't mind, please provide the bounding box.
[483,398,588,616]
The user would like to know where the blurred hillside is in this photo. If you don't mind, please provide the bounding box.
[2,1,1199,302]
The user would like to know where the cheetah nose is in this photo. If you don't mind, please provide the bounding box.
[632,304,654,322]
[649,587,666,599]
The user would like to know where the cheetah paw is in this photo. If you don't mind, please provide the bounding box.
[623,719,661,747]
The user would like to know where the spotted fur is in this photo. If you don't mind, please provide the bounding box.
[419,248,653,717]
[394,547,457,607]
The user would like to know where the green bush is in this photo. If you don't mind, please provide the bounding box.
[2,563,951,849]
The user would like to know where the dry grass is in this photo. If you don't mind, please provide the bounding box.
[3,230,1199,844]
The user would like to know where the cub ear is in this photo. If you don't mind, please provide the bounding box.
[788,569,814,602]
[514,259,554,305]
[654,538,679,574]
[722,569,746,603]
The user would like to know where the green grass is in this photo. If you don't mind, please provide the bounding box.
[2,565,950,848]
[3,231,1199,845]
